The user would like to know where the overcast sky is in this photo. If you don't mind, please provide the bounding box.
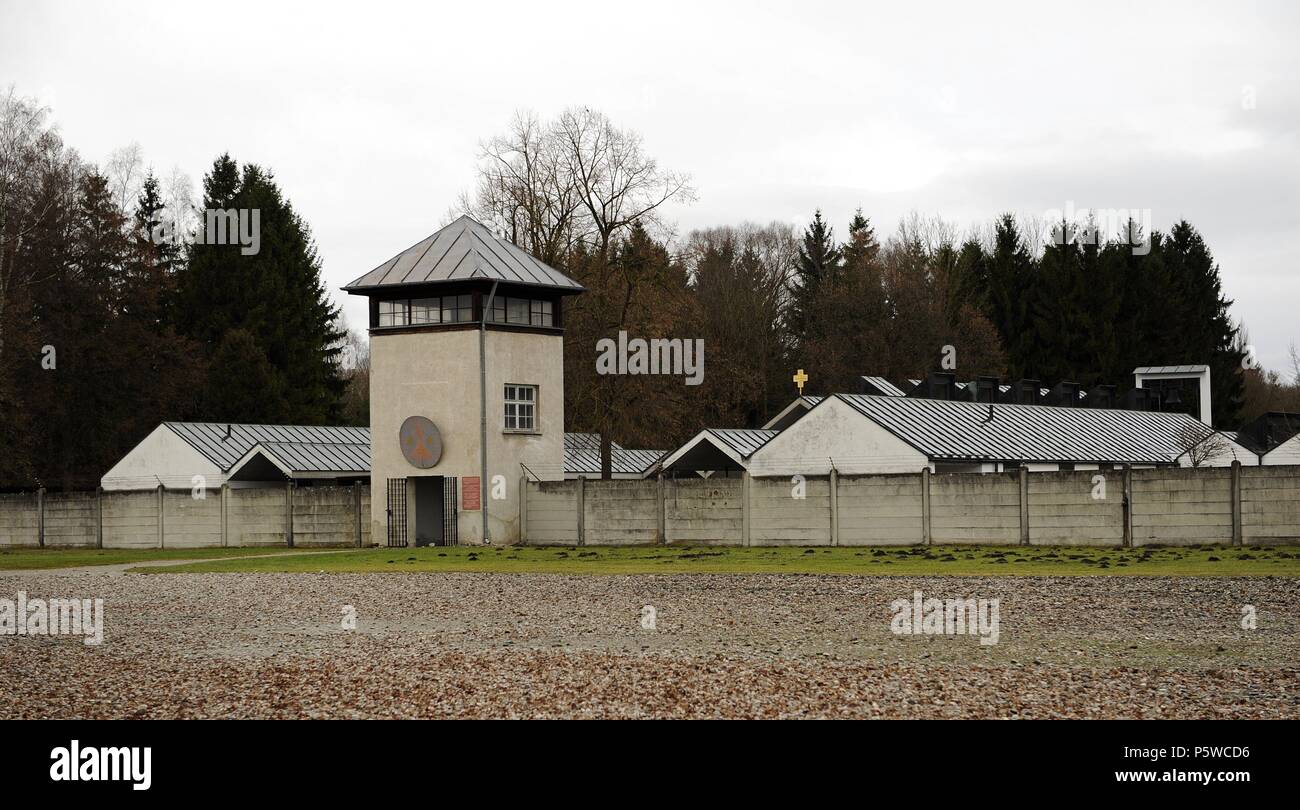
[3,0,1297,373]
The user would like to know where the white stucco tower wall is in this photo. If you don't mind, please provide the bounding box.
[368,326,565,544]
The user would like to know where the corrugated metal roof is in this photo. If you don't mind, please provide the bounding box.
[164,422,370,472]
[836,394,1204,464]
[1134,365,1209,374]
[343,215,584,292]
[562,432,665,474]
[860,376,905,396]
[563,446,665,475]
[564,432,620,452]
[254,441,371,474]
[706,428,780,458]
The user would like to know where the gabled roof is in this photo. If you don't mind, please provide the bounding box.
[1234,411,1300,454]
[707,428,780,457]
[1170,429,1258,466]
[658,428,779,473]
[163,422,370,472]
[343,215,584,293]
[230,440,371,478]
[762,396,823,430]
[835,394,1206,465]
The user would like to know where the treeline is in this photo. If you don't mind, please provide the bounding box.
[1,95,1291,488]
[553,211,1256,460]
[0,90,349,489]
[463,110,1266,465]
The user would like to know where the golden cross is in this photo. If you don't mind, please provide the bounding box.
[793,368,808,394]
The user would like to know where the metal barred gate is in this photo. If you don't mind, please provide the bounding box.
[442,476,459,546]
[386,478,408,547]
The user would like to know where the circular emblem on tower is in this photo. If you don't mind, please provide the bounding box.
[399,416,442,469]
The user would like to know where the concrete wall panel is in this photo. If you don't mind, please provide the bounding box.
[837,474,925,546]
[665,478,742,545]
[1131,468,1232,546]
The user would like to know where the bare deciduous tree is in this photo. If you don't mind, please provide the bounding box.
[161,166,197,241]
[0,86,71,367]
[686,222,797,424]
[553,107,696,257]
[105,142,145,215]
[461,107,695,262]
[458,111,582,266]
[461,108,695,477]
[334,315,370,426]
[1176,423,1232,467]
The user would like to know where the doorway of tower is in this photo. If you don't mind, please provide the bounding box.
[412,475,459,547]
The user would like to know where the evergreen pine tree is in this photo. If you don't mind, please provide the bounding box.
[788,209,841,355]
[983,214,1038,378]
[1164,220,1245,426]
[206,328,291,423]
[175,154,345,424]
[841,209,880,273]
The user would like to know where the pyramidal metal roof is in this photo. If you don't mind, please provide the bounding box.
[164,422,370,472]
[834,394,1206,465]
[343,215,584,293]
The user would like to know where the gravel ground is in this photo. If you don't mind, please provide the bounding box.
[2,572,1297,718]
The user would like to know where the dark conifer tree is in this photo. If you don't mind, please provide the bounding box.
[787,209,841,356]
[841,209,880,273]
[1163,220,1246,425]
[132,172,182,276]
[983,214,1038,379]
[175,154,345,424]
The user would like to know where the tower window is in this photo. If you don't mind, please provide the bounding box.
[504,384,537,432]
[530,299,553,327]
[442,295,473,323]
[410,298,441,324]
[488,296,555,327]
[507,297,529,324]
[378,299,409,327]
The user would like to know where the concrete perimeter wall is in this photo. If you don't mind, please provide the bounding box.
[665,478,742,546]
[1131,467,1233,546]
[838,474,924,546]
[1241,465,1300,544]
[1028,471,1125,546]
[5,467,1299,548]
[930,473,1021,545]
[583,480,659,546]
[1,485,371,549]
[516,464,1300,547]
[0,493,41,547]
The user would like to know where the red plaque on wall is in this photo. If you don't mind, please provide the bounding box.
[462,476,481,511]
